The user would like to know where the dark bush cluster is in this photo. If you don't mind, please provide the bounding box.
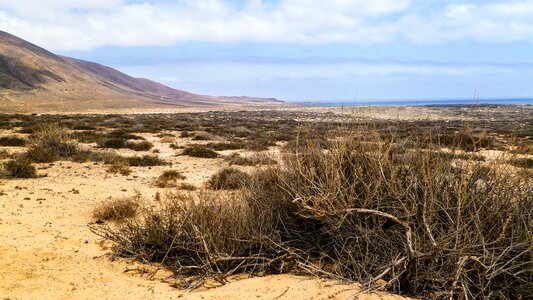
[127,155,167,167]
[182,146,219,158]
[0,136,27,147]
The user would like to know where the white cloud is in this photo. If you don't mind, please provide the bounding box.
[0,0,533,50]
[401,1,533,43]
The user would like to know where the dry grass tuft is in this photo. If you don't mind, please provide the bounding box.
[225,153,277,166]
[1,157,37,178]
[177,182,197,191]
[25,124,80,162]
[93,194,140,222]
[182,146,219,158]
[127,155,166,167]
[154,170,186,188]
[207,167,250,190]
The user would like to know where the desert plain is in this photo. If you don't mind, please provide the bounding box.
[0,104,531,300]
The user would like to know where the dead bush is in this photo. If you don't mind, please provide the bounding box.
[159,136,175,144]
[178,183,197,191]
[92,126,532,299]
[182,146,219,158]
[207,167,250,190]
[97,137,127,149]
[1,157,37,178]
[107,162,131,175]
[25,124,80,162]
[93,195,140,222]
[91,192,281,288]
[0,149,11,159]
[126,141,153,151]
[154,170,186,188]
[192,132,215,141]
[205,142,245,151]
[225,153,277,166]
[127,155,166,167]
[507,157,533,169]
[0,135,27,147]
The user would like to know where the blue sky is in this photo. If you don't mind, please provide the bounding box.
[1,0,532,101]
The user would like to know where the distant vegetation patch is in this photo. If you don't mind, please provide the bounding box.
[182,146,219,158]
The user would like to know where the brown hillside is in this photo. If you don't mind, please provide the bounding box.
[0,31,281,113]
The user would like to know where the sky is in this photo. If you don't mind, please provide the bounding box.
[1,0,532,101]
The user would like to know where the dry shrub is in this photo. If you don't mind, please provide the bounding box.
[97,137,127,149]
[178,183,197,191]
[432,131,497,152]
[106,129,144,140]
[91,192,280,288]
[507,157,533,169]
[182,146,219,158]
[159,136,175,144]
[192,132,215,141]
[245,137,276,151]
[0,149,11,159]
[205,142,245,151]
[93,195,140,222]
[92,127,532,299]
[71,130,101,143]
[25,123,80,162]
[0,135,27,147]
[107,162,131,176]
[1,157,37,178]
[207,167,250,190]
[126,141,153,151]
[127,155,166,167]
[511,141,533,155]
[225,153,277,166]
[154,170,186,188]
[169,143,182,150]
[251,130,532,299]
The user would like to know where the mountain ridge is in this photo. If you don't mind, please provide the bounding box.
[0,31,281,113]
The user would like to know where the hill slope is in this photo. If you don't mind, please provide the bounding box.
[0,31,281,113]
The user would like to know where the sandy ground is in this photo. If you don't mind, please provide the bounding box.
[0,131,411,300]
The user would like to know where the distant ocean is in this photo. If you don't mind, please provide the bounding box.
[296,98,533,107]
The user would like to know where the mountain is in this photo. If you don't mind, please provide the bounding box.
[0,31,281,113]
